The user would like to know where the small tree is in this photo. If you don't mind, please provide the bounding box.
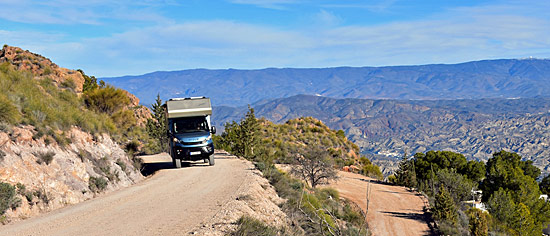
[511,203,537,236]
[292,146,338,188]
[394,154,416,189]
[240,106,259,159]
[220,106,259,160]
[146,94,167,152]
[77,69,98,92]
[467,208,489,236]
[432,185,458,224]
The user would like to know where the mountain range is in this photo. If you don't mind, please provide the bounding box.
[102,58,550,107]
[213,95,550,175]
[102,58,550,175]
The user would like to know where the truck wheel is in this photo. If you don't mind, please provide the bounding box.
[208,155,215,166]
[173,158,182,169]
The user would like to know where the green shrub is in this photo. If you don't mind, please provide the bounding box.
[88,176,108,193]
[77,149,92,162]
[0,95,21,124]
[116,159,127,172]
[42,67,52,75]
[363,164,384,180]
[60,78,76,90]
[318,187,340,201]
[0,182,21,215]
[131,156,143,171]
[52,132,71,147]
[33,189,50,204]
[0,150,5,162]
[125,140,140,155]
[36,151,55,165]
[111,110,136,131]
[229,215,279,236]
[83,85,130,115]
[16,183,33,203]
[342,203,362,225]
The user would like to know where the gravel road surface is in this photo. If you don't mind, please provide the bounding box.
[0,153,248,236]
[328,171,434,236]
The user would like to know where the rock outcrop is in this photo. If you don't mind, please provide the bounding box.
[0,125,143,222]
[0,45,85,93]
[0,45,152,127]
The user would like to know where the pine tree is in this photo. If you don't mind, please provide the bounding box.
[240,105,259,159]
[394,154,417,189]
[432,185,458,224]
[512,203,537,236]
[146,94,167,152]
[467,208,489,236]
[220,106,259,160]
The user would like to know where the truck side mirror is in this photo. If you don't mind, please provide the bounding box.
[211,126,216,134]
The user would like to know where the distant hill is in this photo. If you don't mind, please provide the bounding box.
[102,59,550,106]
[213,95,550,175]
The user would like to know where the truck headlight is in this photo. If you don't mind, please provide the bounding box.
[173,138,179,143]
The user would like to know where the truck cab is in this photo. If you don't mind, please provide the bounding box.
[165,97,216,168]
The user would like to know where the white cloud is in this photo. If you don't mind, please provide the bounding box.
[2,0,550,76]
[314,9,342,26]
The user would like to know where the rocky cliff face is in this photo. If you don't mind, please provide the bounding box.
[0,125,143,222]
[0,45,150,223]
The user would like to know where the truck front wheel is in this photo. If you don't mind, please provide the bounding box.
[208,155,215,166]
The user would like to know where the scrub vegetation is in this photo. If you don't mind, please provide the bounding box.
[392,150,550,236]
[219,108,373,235]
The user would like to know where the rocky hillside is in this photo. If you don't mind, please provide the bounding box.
[102,58,550,106]
[0,126,142,221]
[0,45,150,223]
[214,95,550,175]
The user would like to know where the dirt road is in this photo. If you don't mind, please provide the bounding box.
[328,171,433,236]
[0,153,249,236]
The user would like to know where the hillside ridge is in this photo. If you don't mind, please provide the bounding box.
[213,94,550,175]
[102,58,550,106]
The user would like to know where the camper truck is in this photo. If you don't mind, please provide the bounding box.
[165,97,216,168]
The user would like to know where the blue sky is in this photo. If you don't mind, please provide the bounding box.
[1,0,549,77]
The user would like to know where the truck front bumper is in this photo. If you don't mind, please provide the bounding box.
[172,143,214,161]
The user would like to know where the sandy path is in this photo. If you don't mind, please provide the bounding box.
[0,153,248,236]
[328,171,433,236]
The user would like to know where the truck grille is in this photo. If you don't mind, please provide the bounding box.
[181,141,202,145]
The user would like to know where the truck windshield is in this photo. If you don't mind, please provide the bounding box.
[173,117,209,134]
